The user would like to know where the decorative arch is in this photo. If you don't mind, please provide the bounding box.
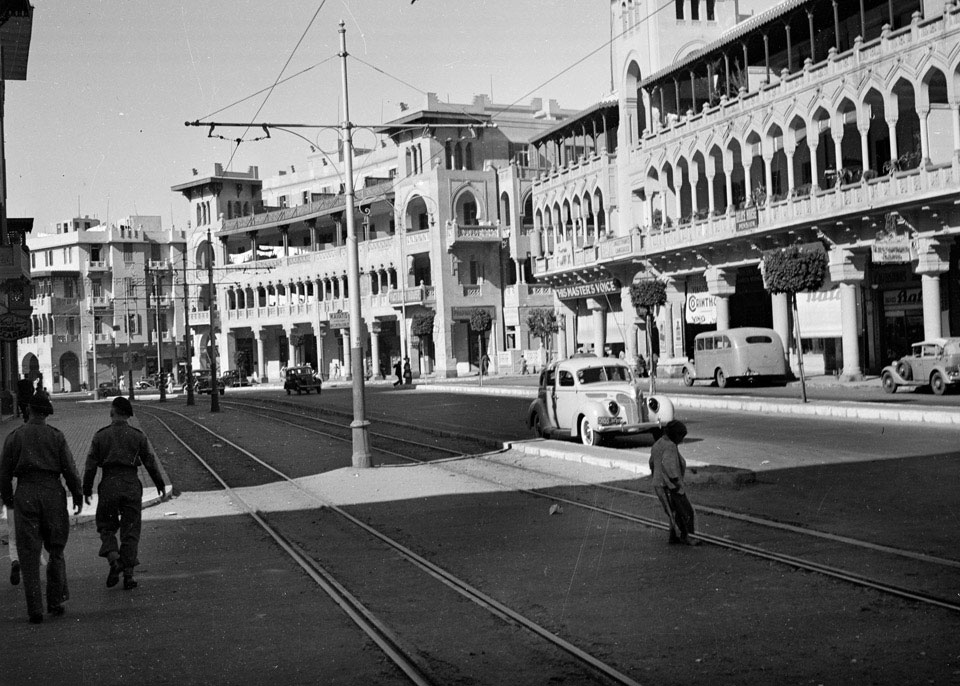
[452,187,481,225]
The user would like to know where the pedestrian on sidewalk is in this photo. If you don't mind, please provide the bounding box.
[393,358,403,388]
[16,374,33,420]
[649,420,699,546]
[83,396,165,591]
[0,391,83,623]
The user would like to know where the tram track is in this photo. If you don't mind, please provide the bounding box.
[219,398,960,615]
[141,405,646,686]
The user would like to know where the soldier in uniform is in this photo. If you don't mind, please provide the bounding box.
[0,391,83,623]
[83,396,165,590]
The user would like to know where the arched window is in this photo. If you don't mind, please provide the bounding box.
[455,143,464,170]
[196,204,203,227]
[445,141,453,170]
[465,143,474,170]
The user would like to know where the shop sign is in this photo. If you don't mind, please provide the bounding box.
[882,288,922,309]
[555,278,621,301]
[685,293,717,325]
[329,310,350,329]
[450,306,495,321]
[872,240,913,264]
[735,206,759,232]
[0,312,31,341]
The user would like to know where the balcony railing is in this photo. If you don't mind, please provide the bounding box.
[89,296,112,308]
[87,260,108,271]
[445,221,502,248]
[148,259,171,271]
[388,285,431,307]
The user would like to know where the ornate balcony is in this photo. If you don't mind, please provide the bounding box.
[445,221,502,250]
[87,260,109,272]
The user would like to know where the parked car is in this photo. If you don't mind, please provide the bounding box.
[97,381,121,398]
[527,356,674,446]
[881,338,960,396]
[682,327,789,388]
[220,369,252,387]
[283,366,322,395]
[182,370,225,395]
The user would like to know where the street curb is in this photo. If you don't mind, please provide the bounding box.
[417,384,960,427]
[504,438,650,475]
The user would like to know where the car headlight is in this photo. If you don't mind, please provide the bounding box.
[648,397,660,413]
[607,400,619,415]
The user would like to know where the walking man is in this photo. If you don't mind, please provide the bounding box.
[83,396,165,590]
[393,358,403,387]
[16,374,33,420]
[649,420,699,546]
[0,391,83,623]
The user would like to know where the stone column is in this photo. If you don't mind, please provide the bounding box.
[706,170,716,216]
[828,248,867,381]
[622,285,639,363]
[763,154,774,200]
[249,231,259,261]
[723,150,735,213]
[886,118,899,162]
[588,298,606,356]
[689,164,700,218]
[280,227,289,258]
[784,143,796,196]
[661,302,675,358]
[915,237,950,339]
[918,107,930,163]
[398,315,409,365]
[705,267,737,331]
[858,125,871,174]
[255,330,266,381]
[809,141,820,192]
[771,292,791,366]
[832,133,844,186]
[369,320,381,378]
[286,328,297,367]
[557,309,569,360]
[341,330,351,380]
[308,219,319,252]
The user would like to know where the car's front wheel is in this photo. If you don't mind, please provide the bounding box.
[579,416,604,447]
[881,371,898,394]
[930,371,947,396]
[531,412,545,438]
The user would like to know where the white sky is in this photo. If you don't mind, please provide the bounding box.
[6,0,613,233]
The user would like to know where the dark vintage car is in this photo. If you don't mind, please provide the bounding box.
[220,369,252,387]
[182,370,225,395]
[881,338,960,396]
[284,366,322,395]
[97,381,121,398]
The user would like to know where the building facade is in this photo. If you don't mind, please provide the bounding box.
[174,95,577,381]
[19,216,186,392]
[529,0,960,378]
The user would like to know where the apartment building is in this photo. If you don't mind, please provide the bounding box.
[529,0,960,378]
[19,216,187,391]
[173,94,576,381]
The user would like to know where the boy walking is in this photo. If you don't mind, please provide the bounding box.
[83,396,165,590]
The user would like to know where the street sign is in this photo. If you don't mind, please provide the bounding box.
[329,310,350,329]
[0,312,31,341]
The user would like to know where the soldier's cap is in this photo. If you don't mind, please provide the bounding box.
[27,390,54,416]
[111,396,134,417]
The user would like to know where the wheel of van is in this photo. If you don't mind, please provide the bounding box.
[881,371,898,394]
[682,368,694,387]
[715,368,728,388]
[579,416,604,447]
[930,371,946,396]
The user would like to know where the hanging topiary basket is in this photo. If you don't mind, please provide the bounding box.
[629,279,667,317]
[761,245,827,295]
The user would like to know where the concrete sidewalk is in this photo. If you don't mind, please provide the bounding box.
[413,381,960,427]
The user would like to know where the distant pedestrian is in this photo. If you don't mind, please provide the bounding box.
[16,374,33,420]
[393,359,403,387]
[403,357,413,385]
[0,391,83,623]
[83,396,165,591]
[520,357,528,375]
[649,420,699,546]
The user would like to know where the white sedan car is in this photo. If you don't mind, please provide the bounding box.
[527,356,675,446]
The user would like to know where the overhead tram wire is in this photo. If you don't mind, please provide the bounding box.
[483,0,678,124]
[222,1,329,173]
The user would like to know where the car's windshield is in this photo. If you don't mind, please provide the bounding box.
[576,365,633,384]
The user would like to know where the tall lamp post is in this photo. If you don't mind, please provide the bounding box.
[339,22,371,467]
[206,225,220,413]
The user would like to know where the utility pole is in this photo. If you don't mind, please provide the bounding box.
[339,21,371,467]
[154,268,167,402]
[123,293,135,402]
[182,246,195,406]
[206,225,220,412]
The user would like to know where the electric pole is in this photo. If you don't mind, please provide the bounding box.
[154,268,167,402]
[207,225,220,412]
[182,246,195,406]
[339,21,371,467]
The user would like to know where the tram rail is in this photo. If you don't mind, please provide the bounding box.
[217,398,960,615]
